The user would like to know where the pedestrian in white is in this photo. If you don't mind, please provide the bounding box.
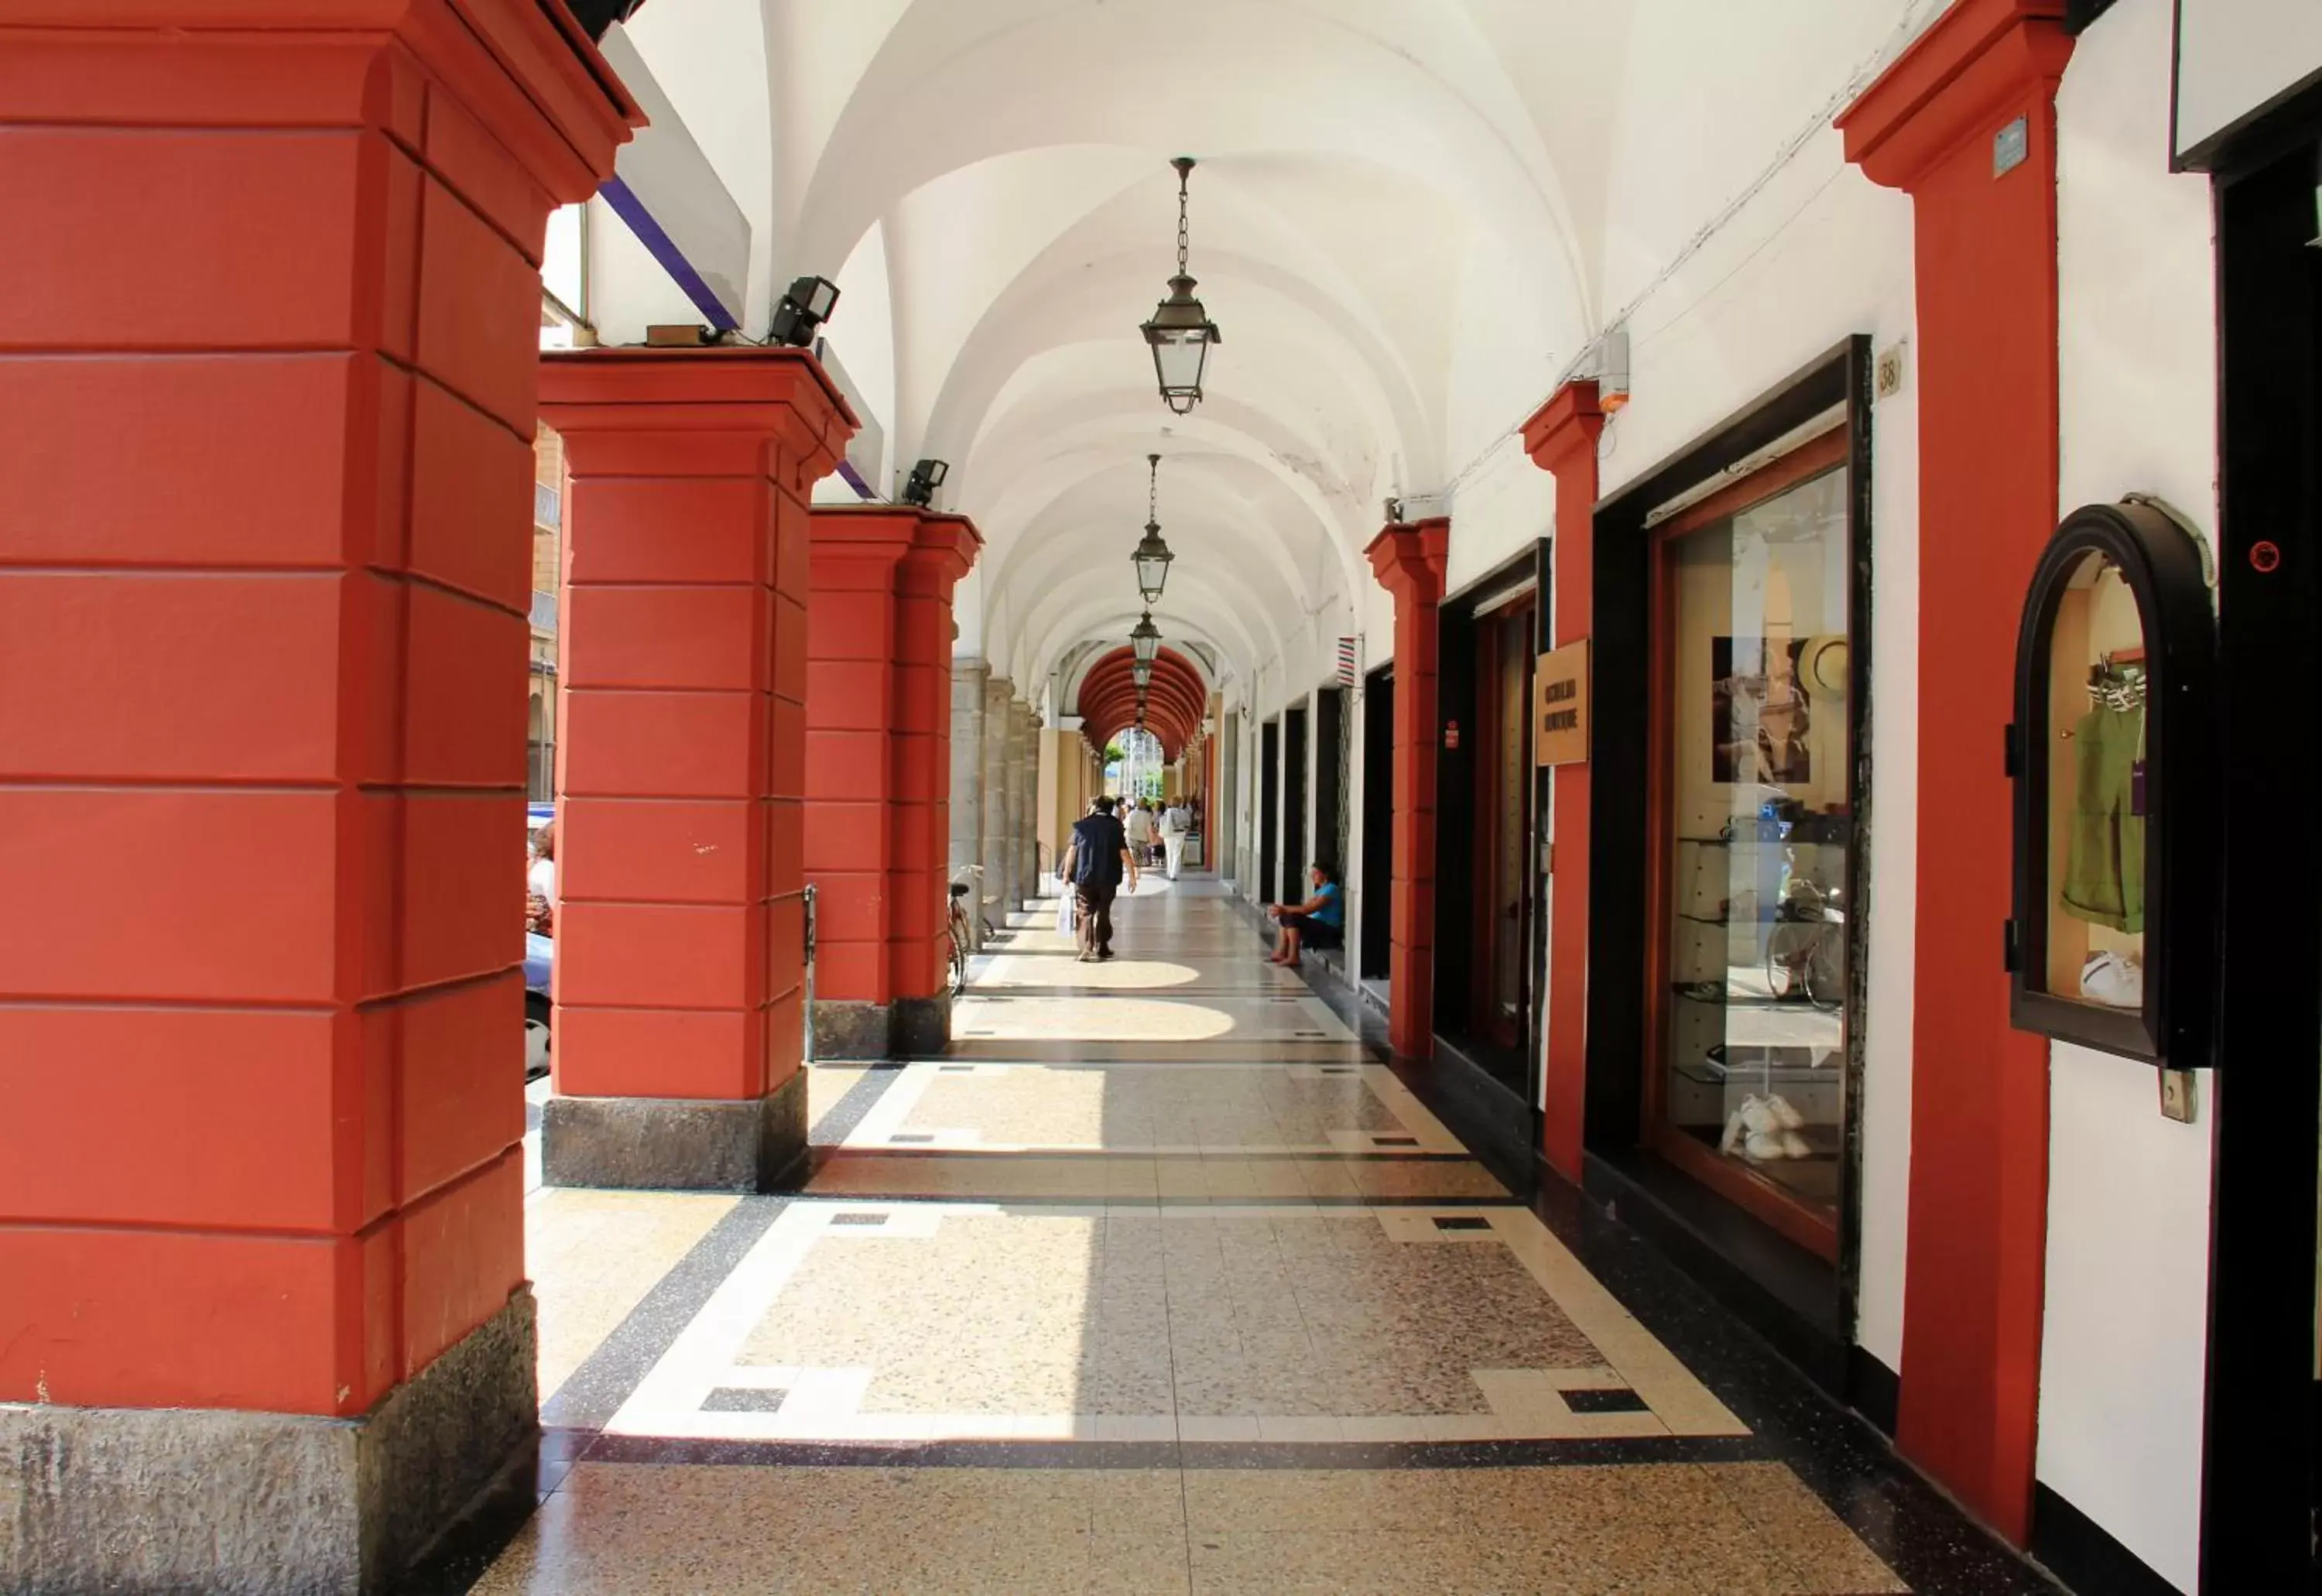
[1160,799,1192,880]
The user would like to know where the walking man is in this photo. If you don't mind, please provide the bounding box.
[1123,799,1157,868]
[1058,795,1139,962]
[1160,796,1192,880]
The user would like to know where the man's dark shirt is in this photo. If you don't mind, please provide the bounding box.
[1070,814,1128,888]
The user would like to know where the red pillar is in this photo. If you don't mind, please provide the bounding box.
[1523,382,1605,1183]
[893,515,983,1038]
[803,507,981,1059]
[541,350,855,1190]
[0,1,632,1584]
[1365,518,1450,1060]
[1837,0,2073,1543]
[804,512,909,1057]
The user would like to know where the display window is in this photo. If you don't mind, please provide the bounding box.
[2007,498,2219,1067]
[1646,428,1854,1258]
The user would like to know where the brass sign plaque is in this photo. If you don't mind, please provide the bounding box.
[1535,639,1589,766]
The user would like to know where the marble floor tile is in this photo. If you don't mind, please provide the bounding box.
[454,888,2031,1595]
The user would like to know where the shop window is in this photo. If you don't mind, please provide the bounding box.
[2009,499,2219,1066]
[1649,431,1853,1258]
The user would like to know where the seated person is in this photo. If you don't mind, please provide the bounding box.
[1265,862,1344,968]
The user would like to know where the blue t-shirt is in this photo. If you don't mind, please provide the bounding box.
[1311,881,1344,926]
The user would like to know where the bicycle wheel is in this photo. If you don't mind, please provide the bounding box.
[1764,926,1807,1002]
[1804,926,1845,1012]
[947,913,971,995]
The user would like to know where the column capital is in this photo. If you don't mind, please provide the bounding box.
[1522,380,1606,480]
[1365,516,1451,605]
[1835,0,2072,191]
[3,0,642,204]
[540,348,858,493]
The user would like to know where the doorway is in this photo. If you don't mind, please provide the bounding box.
[1283,705,1308,905]
[1362,666,1396,988]
[1316,686,1348,881]
[2198,119,2322,1594]
[1259,719,1279,908]
[1469,592,1538,1058]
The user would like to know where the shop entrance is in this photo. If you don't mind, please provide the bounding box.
[1433,555,1546,1108]
[1644,427,1855,1261]
[1283,704,1308,902]
[1469,591,1539,1056]
[1259,719,1280,906]
[2199,118,2322,1593]
[1361,666,1396,992]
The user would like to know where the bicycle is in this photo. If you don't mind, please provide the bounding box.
[1765,878,1844,1011]
[946,881,974,996]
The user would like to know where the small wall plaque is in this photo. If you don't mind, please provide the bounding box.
[1994,115,2029,177]
[1535,639,1590,766]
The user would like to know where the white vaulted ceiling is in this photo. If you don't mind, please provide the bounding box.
[612,0,1933,698]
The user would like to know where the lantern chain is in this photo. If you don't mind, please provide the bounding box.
[1173,157,1194,279]
[1147,454,1160,526]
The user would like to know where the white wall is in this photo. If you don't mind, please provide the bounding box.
[2039,3,2222,1587]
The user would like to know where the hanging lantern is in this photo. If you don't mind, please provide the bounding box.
[1132,659,1154,690]
[1132,453,1175,605]
[1139,158,1221,414]
[1130,611,1162,667]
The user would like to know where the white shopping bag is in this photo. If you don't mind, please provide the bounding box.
[1055,889,1077,937]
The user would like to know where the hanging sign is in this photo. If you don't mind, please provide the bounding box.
[1535,639,1590,766]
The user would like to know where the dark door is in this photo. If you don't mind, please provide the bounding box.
[1284,706,1308,903]
[1259,720,1279,906]
[1468,594,1537,1061]
[1362,669,1395,983]
[1315,688,1347,879]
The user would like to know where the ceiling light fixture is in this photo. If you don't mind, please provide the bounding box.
[1132,453,1175,605]
[1140,158,1221,415]
[1132,659,1154,690]
[901,458,949,507]
[768,275,840,348]
[1130,611,1162,668]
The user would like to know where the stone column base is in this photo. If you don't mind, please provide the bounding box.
[810,994,953,1059]
[540,1070,808,1192]
[0,1289,537,1596]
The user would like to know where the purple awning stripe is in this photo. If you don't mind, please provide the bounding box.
[598,175,742,332]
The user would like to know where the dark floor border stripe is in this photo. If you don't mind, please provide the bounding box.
[810,1148,1487,1163]
[779,1195,1528,1209]
[574,1432,1771,1471]
[802,1062,906,1146]
[539,1194,788,1430]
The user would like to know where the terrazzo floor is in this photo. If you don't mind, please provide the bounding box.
[430,878,2060,1595]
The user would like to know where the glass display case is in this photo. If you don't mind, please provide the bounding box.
[1649,437,1855,1256]
[2009,498,2219,1067]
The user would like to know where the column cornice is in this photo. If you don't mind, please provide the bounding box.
[1835,0,2073,191]
[1521,379,1606,480]
[1363,516,1451,604]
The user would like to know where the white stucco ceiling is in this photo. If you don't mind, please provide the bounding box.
[614,0,1931,696]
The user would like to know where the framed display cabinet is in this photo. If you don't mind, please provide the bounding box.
[2007,498,2219,1067]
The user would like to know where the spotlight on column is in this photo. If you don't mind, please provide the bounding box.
[567,0,646,41]
[768,276,841,348]
[901,458,949,508]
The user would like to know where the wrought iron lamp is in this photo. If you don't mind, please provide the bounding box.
[1131,453,1174,605]
[1132,659,1154,690]
[1139,158,1221,414]
[1130,611,1162,668]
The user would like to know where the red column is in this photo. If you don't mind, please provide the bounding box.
[1523,383,1605,1180]
[893,515,982,1043]
[805,512,910,1056]
[542,350,855,1190]
[1837,0,2073,1543]
[1365,518,1451,1060]
[0,2,632,1584]
[802,507,981,1057]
